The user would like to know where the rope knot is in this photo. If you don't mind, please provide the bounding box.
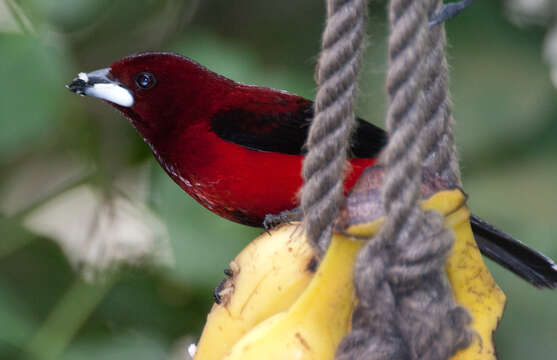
[334,0,473,359]
[302,0,473,358]
[386,210,454,293]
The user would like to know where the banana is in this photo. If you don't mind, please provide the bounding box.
[194,224,317,360]
[195,189,505,360]
[221,231,363,360]
[443,201,506,360]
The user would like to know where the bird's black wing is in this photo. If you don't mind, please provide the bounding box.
[210,99,387,157]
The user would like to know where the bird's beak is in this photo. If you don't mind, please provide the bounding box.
[67,68,134,107]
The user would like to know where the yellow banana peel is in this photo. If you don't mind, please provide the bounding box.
[444,201,507,360]
[221,232,362,360]
[194,225,317,360]
[195,189,506,360]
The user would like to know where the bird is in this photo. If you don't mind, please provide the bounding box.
[67,52,557,288]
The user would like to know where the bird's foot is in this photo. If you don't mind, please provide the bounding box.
[263,207,303,233]
[430,0,474,27]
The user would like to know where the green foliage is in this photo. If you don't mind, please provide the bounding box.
[0,33,68,161]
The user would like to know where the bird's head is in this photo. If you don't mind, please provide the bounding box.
[67,52,231,138]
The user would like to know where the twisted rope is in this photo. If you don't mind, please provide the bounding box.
[336,0,472,359]
[301,0,367,253]
[421,15,461,186]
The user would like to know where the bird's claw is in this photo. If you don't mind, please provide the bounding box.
[263,207,303,233]
[429,0,474,27]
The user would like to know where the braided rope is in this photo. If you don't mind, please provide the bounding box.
[421,14,462,186]
[301,0,367,252]
[336,0,472,359]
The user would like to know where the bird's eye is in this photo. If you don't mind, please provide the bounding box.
[135,72,156,90]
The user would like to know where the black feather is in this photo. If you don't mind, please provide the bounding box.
[210,103,387,157]
[471,214,557,288]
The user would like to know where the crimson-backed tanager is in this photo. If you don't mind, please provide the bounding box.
[67,52,557,288]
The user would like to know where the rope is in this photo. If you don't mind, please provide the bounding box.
[336,0,473,359]
[421,12,462,186]
[301,0,367,253]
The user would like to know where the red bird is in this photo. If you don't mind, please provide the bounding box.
[68,52,557,288]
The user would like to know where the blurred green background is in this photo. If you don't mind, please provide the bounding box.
[1,0,556,359]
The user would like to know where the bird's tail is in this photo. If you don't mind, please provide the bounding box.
[471,214,557,288]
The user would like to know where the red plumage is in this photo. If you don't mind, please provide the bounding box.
[108,53,380,225]
[67,52,557,288]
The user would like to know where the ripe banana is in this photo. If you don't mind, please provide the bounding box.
[443,200,506,360]
[194,224,317,360]
[194,189,505,360]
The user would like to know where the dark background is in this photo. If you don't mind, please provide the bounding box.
[0,0,556,359]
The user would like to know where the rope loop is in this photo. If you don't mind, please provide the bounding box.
[301,0,474,358]
[335,0,473,358]
[301,0,368,253]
